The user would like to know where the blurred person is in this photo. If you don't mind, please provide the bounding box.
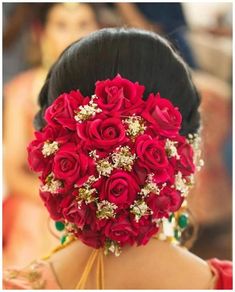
[3,4,32,83]
[187,5,232,256]
[3,28,232,289]
[3,2,100,268]
[189,84,232,260]
[3,3,121,84]
[207,8,232,37]
[113,3,197,68]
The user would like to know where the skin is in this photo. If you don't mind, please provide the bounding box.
[47,238,215,289]
[41,3,98,65]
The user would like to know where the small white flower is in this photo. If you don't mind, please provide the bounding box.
[42,141,59,157]
[123,116,146,139]
[130,200,150,222]
[165,139,179,159]
[74,96,102,122]
[40,173,62,194]
[112,146,136,172]
[139,174,160,197]
[96,200,117,219]
[96,159,114,176]
[174,172,189,196]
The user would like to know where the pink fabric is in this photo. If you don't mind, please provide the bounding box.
[3,260,60,290]
[3,195,58,268]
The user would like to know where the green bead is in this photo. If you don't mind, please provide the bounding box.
[60,235,67,245]
[178,214,188,229]
[168,213,174,222]
[174,229,181,241]
[55,221,65,231]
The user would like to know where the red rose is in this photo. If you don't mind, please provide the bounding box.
[77,226,105,248]
[132,163,148,186]
[134,217,159,245]
[53,143,95,185]
[35,124,74,143]
[147,186,183,218]
[63,201,89,229]
[104,214,138,246]
[45,90,89,130]
[40,191,72,220]
[77,116,128,154]
[168,136,195,176]
[133,162,174,186]
[142,93,182,137]
[27,139,51,173]
[136,134,168,173]
[177,141,195,176]
[98,170,139,207]
[95,75,145,116]
[154,167,175,184]
[27,124,79,174]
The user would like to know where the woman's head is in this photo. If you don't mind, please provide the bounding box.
[36,3,99,67]
[35,28,200,136]
[30,28,202,250]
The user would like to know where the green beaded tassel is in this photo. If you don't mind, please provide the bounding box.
[55,221,65,231]
[60,234,68,245]
[178,214,188,229]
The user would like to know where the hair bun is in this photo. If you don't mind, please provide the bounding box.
[28,75,201,255]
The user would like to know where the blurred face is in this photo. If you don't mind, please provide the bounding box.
[42,3,98,61]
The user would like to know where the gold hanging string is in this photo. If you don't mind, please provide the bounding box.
[41,236,76,261]
[75,248,105,289]
[75,249,99,289]
[40,235,105,289]
[96,249,105,289]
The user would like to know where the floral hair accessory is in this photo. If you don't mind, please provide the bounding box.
[27,75,203,256]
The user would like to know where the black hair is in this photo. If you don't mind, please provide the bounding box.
[34,27,200,135]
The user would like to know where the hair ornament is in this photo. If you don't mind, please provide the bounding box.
[28,75,203,255]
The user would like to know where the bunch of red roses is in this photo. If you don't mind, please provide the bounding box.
[27,75,196,254]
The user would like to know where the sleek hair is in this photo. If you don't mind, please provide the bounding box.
[34,27,201,135]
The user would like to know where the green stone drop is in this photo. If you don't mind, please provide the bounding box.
[168,213,174,222]
[55,221,65,231]
[178,214,188,229]
[60,235,67,245]
[174,229,180,241]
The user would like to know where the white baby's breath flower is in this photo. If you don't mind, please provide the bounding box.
[42,141,59,157]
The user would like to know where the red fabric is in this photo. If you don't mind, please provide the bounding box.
[207,258,233,289]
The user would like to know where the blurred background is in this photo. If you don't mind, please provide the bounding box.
[2,2,232,268]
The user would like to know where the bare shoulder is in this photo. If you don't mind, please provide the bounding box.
[104,239,214,289]
[45,239,214,289]
[162,243,214,289]
[46,240,94,289]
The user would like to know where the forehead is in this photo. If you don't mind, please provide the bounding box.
[47,3,95,22]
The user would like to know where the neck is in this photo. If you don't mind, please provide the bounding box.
[48,237,213,289]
